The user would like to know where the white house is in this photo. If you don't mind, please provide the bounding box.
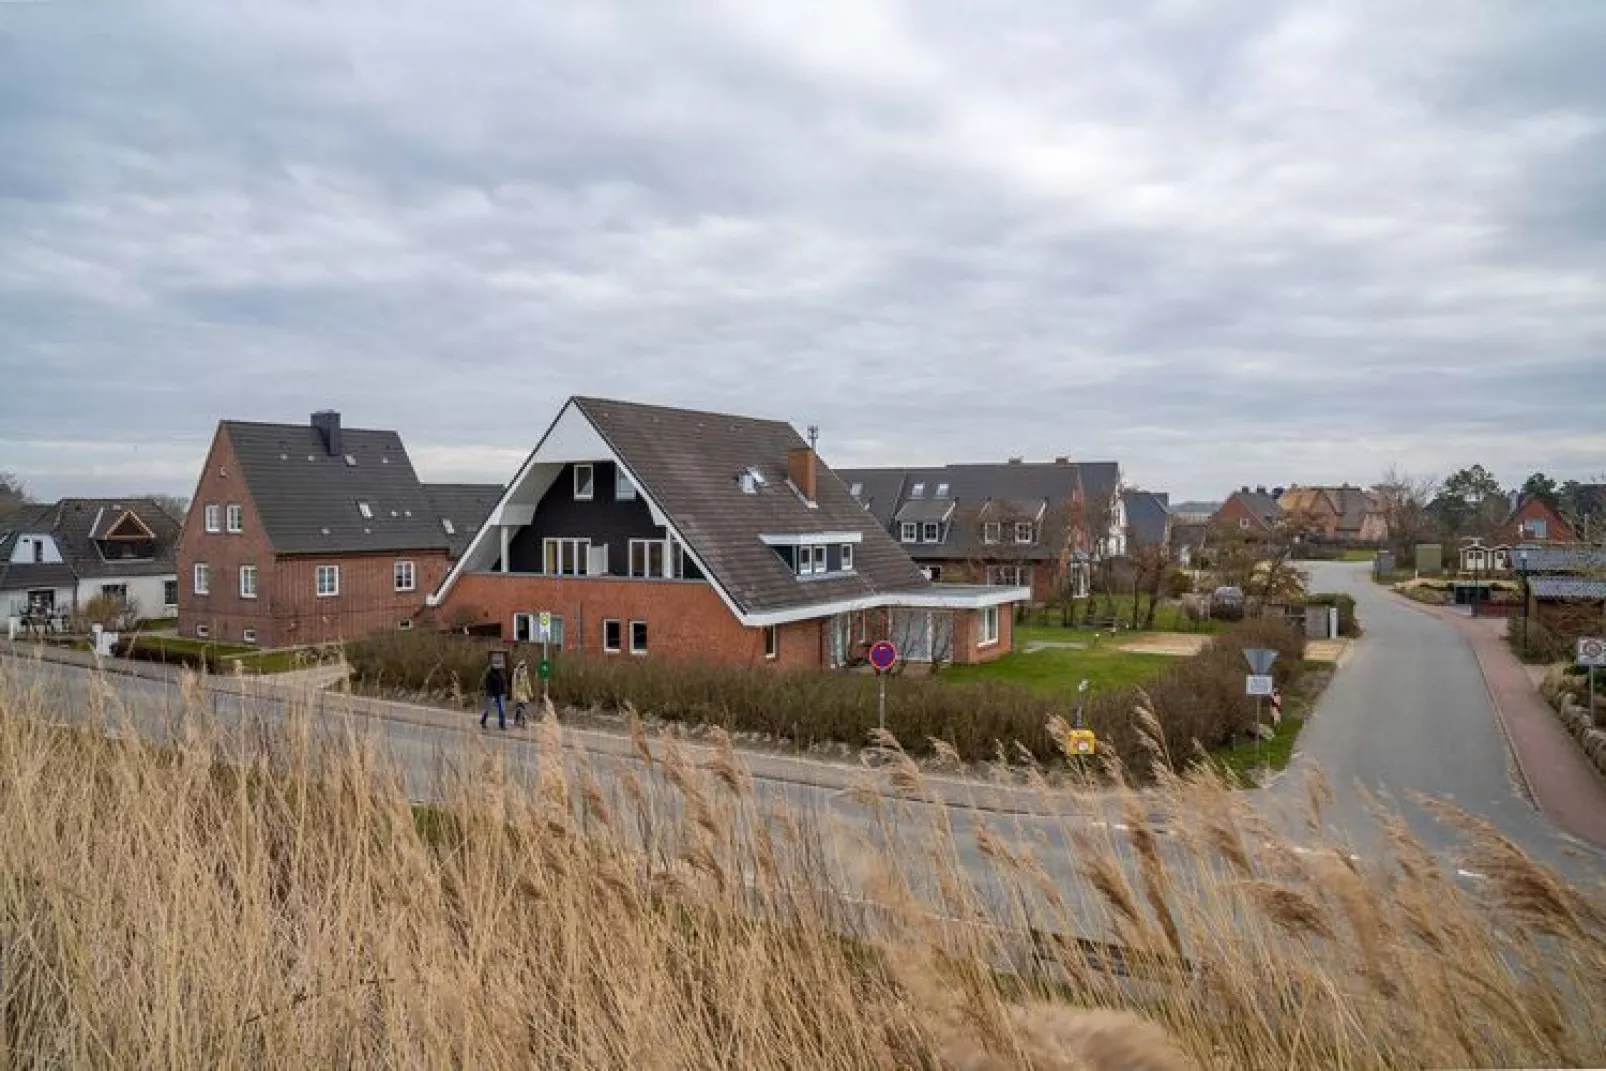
[1,499,181,626]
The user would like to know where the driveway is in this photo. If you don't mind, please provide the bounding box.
[1271,561,1604,879]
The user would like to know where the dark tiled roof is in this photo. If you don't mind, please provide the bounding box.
[1530,577,1606,600]
[0,504,76,592]
[573,397,928,615]
[893,499,955,524]
[421,484,503,558]
[836,460,1121,562]
[1231,490,1283,525]
[1513,545,1606,573]
[49,498,181,579]
[224,421,450,555]
[1123,490,1171,548]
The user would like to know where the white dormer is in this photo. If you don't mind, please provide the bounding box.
[8,534,64,565]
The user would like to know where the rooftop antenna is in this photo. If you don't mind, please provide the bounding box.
[807,424,819,451]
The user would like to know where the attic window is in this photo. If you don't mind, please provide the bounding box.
[849,482,863,498]
[442,518,456,535]
[910,482,925,498]
[357,501,373,519]
[935,483,950,498]
[574,463,595,501]
[344,454,357,467]
[739,467,767,494]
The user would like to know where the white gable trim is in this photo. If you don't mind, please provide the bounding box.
[428,399,748,624]
[759,531,864,547]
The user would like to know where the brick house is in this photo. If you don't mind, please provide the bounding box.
[177,411,499,648]
[427,398,1027,668]
[834,459,1124,604]
[1498,494,1576,545]
[1211,486,1284,535]
[1277,485,1388,544]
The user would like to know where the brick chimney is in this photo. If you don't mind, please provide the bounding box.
[312,410,342,456]
[787,446,817,503]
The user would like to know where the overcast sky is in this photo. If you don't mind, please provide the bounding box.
[2,1,1603,502]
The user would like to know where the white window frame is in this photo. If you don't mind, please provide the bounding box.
[979,606,1000,647]
[316,564,340,598]
[764,625,779,660]
[239,564,257,599]
[204,504,221,533]
[193,562,210,595]
[1238,517,1250,530]
[603,618,622,653]
[242,628,258,645]
[394,560,415,592]
[616,469,637,501]
[900,522,918,543]
[629,619,648,656]
[812,545,827,573]
[922,522,939,543]
[225,504,243,533]
[195,623,210,639]
[670,540,687,579]
[629,539,666,578]
[840,544,854,572]
[573,463,595,501]
[983,521,1000,544]
[543,537,592,576]
[796,545,812,576]
[397,619,413,631]
[1015,521,1033,544]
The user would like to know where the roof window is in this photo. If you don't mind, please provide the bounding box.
[357,501,373,519]
[849,482,863,498]
[344,454,357,467]
[739,467,767,494]
[935,482,950,498]
[910,482,925,498]
[442,518,456,535]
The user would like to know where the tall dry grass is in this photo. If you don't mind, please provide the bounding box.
[0,662,1603,1069]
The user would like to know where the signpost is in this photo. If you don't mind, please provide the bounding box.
[1243,648,1279,759]
[1579,638,1605,723]
[869,640,898,731]
[1066,677,1097,757]
[538,612,553,704]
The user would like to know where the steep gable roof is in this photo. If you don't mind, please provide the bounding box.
[1123,489,1172,548]
[0,504,77,593]
[421,483,503,558]
[571,397,927,615]
[50,498,181,579]
[222,420,451,555]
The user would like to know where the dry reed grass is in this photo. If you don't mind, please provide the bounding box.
[0,662,1603,1069]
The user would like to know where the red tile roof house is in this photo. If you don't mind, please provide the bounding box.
[177,411,500,648]
[1211,486,1284,535]
[1498,493,1576,545]
[426,398,1029,669]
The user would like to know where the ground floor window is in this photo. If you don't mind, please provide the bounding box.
[986,565,1030,588]
[163,579,178,607]
[763,625,778,659]
[514,612,564,648]
[99,583,128,604]
[603,619,622,653]
[630,620,648,655]
[919,565,942,581]
[979,605,1000,645]
[243,628,258,645]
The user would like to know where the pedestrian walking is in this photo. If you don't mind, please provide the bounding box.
[481,658,508,730]
[511,659,533,727]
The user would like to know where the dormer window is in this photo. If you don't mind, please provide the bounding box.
[910,482,925,498]
[616,469,637,501]
[574,463,595,501]
[983,522,1000,544]
[1015,522,1034,544]
[900,522,918,543]
[850,482,863,498]
[841,544,854,572]
[935,483,950,498]
[357,501,373,520]
[922,522,939,543]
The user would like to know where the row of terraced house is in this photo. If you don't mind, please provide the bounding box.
[174,398,1174,669]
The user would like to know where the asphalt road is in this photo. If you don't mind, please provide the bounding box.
[1274,561,1603,882]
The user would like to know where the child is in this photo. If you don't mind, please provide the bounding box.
[511,659,533,728]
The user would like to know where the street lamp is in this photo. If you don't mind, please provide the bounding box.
[1517,547,1531,657]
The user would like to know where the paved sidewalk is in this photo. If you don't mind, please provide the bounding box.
[1400,600,1606,848]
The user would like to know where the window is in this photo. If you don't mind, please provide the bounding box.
[629,539,666,578]
[196,624,210,638]
[919,565,942,581]
[935,482,950,498]
[813,545,827,573]
[31,539,42,564]
[1238,517,1250,530]
[987,565,1030,587]
[616,469,637,501]
[226,504,242,532]
[442,518,456,536]
[397,619,413,631]
[163,579,178,607]
[193,563,210,595]
[100,584,127,605]
[243,628,258,645]
[979,606,1000,646]
[574,463,595,501]
[316,565,340,597]
[204,504,221,533]
[670,540,688,579]
[764,625,779,659]
[900,523,918,543]
[630,620,648,655]
[840,544,854,572]
[849,482,863,498]
[239,565,257,599]
[910,482,925,498]
[922,522,939,543]
[357,501,373,520]
[983,522,1000,544]
[543,538,592,576]
[1015,522,1033,544]
[394,560,415,592]
[1528,518,1548,539]
[603,619,622,653]
[515,612,564,647]
[797,544,815,576]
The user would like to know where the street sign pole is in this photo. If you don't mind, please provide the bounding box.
[877,671,887,732]
[867,640,899,734]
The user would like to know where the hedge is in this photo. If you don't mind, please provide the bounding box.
[1302,593,1361,637]
[345,619,1306,774]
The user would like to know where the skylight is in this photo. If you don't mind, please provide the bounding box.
[344,454,357,467]
[357,501,373,519]
[442,518,456,535]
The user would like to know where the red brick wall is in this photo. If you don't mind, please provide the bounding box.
[177,424,450,648]
[1501,498,1575,543]
[1212,494,1267,532]
[178,427,278,645]
[952,605,1012,664]
[920,558,1054,602]
[442,573,831,668]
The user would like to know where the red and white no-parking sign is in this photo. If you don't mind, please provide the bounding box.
[1578,637,1606,668]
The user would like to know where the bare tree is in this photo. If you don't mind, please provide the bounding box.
[0,472,28,524]
[1376,466,1440,562]
[143,494,191,521]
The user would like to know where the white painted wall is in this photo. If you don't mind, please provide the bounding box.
[7,534,64,565]
[76,575,178,619]
[3,585,75,618]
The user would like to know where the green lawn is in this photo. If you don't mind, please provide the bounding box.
[119,634,317,674]
[1336,549,1376,562]
[123,634,254,657]
[1207,715,1304,787]
[1014,600,1224,636]
[944,628,1175,697]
